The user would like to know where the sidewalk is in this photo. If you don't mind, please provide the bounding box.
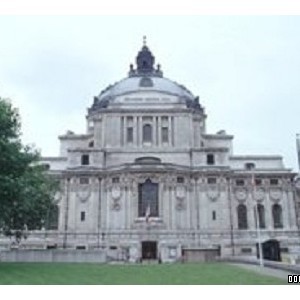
[231,263,299,281]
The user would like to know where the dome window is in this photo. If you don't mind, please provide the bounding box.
[206,154,215,165]
[81,154,90,166]
[245,162,255,170]
[139,77,153,87]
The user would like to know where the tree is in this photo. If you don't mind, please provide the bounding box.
[0,98,58,244]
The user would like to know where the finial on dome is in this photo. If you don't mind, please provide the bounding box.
[143,35,147,46]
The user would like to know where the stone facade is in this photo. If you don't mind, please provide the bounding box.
[2,42,300,263]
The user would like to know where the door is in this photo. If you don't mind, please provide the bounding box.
[142,241,157,259]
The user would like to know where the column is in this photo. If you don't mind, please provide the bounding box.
[158,117,162,147]
[168,117,172,146]
[134,116,137,146]
[171,116,175,146]
[120,117,124,146]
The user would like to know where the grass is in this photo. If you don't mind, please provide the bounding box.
[0,262,285,285]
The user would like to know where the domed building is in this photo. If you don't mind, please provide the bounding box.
[36,41,299,262]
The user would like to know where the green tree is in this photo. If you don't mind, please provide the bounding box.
[0,98,58,243]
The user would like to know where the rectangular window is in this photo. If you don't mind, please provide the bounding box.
[241,248,252,254]
[112,177,120,184]
[177,177,184,183]
[255,179,262,186]
[212,211,216,220]
[270,178,279,185]
[207,177,217,184]
[81,154,89,165]
[162,127,169,143]
[79,177,89,184]
[236,179,245,186]
[80,211,85,222]
[127,127,133,143]
[207,154,215,165]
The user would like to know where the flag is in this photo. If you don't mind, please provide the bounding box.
[145,205,151,223]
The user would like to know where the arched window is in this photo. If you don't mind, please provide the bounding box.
[143,124,152,142]
[237,204,248,229]
[272,204,283,228]
[138,179,158,217]
[256,204,266,229]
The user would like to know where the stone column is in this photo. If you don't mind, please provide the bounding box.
[133,116,137,146]
[158,117,162,147]
[168,117,172,146]
[123,117,127,146]
[154,116,157,146]
[171,116,175,146]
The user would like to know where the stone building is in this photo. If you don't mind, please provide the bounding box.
[9,41,300,262]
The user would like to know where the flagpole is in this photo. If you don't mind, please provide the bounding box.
[251,172,264,267]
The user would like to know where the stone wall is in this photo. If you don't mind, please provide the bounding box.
[0,249,106,263]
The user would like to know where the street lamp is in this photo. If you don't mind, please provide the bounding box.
[251,172,264,267]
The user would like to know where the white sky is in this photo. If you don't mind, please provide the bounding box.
[0,15,300,171]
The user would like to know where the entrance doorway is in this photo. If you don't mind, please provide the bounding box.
[142,241,157,259]
[257,239,281,262]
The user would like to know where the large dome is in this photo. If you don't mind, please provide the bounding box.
[97,76,194,100]
[89,41,203,113]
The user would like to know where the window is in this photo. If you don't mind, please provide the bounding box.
[255,179,262,186]
[207,177,217,184]
[212,211,216,220]
[112,177,119,184]
[46,205,59,230]
[80,211,86,222]
[81,154,89,165]
[41,164,50,171]
[207,154,215,165]
[245,163,255,170]
[138,179,159,217]
[162,127,169,143]
[79,177,89,184]
[88,141,94,148]
[256,204,266,229]
[143,124,152,142]
[127,127,133,143]
[270,178,279,185]
[237,204,248,229]
[272,204,283,228]
[236,179,245,186]
[76,245,86,250]
[241,248,252,254]
[177,177,184,183]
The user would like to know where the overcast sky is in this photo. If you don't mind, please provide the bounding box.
[0,16,299,170]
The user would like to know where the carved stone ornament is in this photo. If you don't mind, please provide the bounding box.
[176,198,185,210]
[176,186,186,199]
[76,186,91,203]
[235,188,247,202]
[253,188,265,202]
[269,188,282,201]
[206,186,220,201]
[112,199,121,211]
[294,178,300,190]
[111,186,121,200]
